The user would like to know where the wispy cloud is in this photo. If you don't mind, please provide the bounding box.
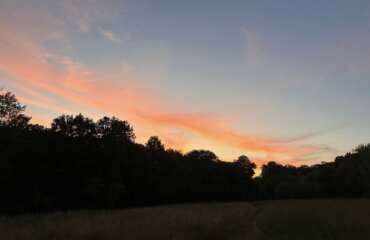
[61,0,98,33]
[135,112,332,164]
[99,28,124,44]
[243,29,258,51]
[275,115,370,143]
[61,0,121,33]
[242,29,262,65]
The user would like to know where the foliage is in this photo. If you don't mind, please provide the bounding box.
[257,143,370,199]
[145,136,165,152]
[0,89,30,128]
[96,116,135,142]
[234,155,256,177]
[51,114,96,138]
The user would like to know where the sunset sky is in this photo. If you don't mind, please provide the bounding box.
[1,0,370,167]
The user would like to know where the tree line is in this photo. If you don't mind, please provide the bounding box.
[256,144,370,199]
[0,89,369,213]
[0,89,257,213]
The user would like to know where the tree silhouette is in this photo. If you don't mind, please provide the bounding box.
[97,116,135,142]
[186,150,220,162]
[235,155,257,177]
[51,114,96,139]
[146,136,165,152]
[0,89,30,128]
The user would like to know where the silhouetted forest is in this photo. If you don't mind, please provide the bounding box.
[1,89,370,213]
[256,144,370,199]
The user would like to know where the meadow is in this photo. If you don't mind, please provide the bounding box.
[256,199,370,240]
[1,199,370,240]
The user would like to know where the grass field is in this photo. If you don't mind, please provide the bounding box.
[256,199,370,240]
[1,199,370,240]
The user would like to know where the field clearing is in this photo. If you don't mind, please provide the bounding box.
[0,203,263,240]
[1,199,370,240]
[256,199,370,240]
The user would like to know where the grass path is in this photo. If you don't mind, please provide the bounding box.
[251,206,271,240]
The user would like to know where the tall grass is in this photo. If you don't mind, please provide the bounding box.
[2,200,370,240]
[256,199,370,240]
[0,203,261,240]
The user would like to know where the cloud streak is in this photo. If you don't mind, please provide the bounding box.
[99,29,124,43]
[242,29,262,65]
[137,112,321,155]
[274,115,370,143]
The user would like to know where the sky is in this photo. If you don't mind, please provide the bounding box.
[1,0,370,169]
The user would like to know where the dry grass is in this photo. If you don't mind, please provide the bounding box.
[256,199,370,240]
[0,202,262,240]
[2,199,370,240]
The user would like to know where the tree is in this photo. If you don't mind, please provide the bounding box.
[234,155,257,177]
[51,114,96,138]
[186,150,219,162]
[261,161,284,178]
[146,136,165,152]
[96,116,135,142]
[0,89,30,128]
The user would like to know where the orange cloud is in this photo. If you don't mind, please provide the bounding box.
[136,112,323,156]
[0,25,151,116]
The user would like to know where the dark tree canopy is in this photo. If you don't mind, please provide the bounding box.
[96,116,135,142]
[51,114,96,138]
[146,136,165,152]
[235,155,257,177]
[256,145,370,199]
[0,89,31,128]
[186,150,220,163]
